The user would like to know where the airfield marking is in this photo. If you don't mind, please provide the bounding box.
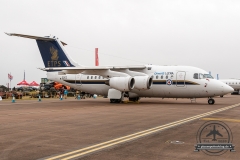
[201,117,240,123]
[45,103,240,160]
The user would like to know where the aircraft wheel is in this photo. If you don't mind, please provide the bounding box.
[220,95,223,98]
[110,99,121,103]
[129,97,139,102]
[208,98,215,105]
[129,98,134,101]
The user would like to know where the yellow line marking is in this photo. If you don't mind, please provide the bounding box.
[201,118,240,123]
[46,103,240,160]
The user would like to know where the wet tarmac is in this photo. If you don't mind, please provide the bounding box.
[0,95,239,160]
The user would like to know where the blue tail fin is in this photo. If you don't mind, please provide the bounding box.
[5,33,78,68]
[36,40,75,68]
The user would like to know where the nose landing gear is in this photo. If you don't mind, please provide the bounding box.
[208,98,215,105]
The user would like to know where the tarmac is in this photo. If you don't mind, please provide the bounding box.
[0,95,239,160]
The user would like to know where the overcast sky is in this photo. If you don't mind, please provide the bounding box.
[1,0,240,87]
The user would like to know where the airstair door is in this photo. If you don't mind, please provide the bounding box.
[176,71,186,87]
[75,74,82,86]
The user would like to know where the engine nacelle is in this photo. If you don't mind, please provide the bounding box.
[107,76,135,91]
[134,76,153,90]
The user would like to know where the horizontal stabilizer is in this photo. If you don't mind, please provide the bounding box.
[5,33,67,45]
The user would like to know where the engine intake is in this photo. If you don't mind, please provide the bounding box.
[134,76,153,90]
[107,76,135,91]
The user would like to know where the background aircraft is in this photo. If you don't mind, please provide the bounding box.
[215,74,240,96]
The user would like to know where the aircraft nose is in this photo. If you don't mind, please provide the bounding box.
[224,85,234,94]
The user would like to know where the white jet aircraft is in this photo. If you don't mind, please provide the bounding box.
[213,74,240,96]
[6,33,234,105]
[219,79,240,96]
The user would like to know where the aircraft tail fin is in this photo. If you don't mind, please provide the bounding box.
[5,33,80,69]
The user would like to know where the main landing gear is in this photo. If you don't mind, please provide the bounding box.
[110,99,122,103]
[208,98,215,105]
[129,97,140,102]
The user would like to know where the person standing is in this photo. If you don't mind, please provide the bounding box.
[75,90,79,99]
[59,87,64,100]
[64,89,68,99]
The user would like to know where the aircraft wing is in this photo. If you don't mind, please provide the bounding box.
[42,65,147,77]
[43,65,146,71]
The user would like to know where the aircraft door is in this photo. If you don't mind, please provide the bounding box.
[176,71,186,87]
[75,74,82,86]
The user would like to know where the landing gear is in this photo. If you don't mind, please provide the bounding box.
[110,99,121,103]
[220,95,224,98]
[208,98,215,105]
[129,97,140,102]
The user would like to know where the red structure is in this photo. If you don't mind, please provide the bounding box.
[29,81,39,86]
[17,80,29,85]
[95,48,99,66]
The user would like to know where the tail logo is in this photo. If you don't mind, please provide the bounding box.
[48,46,61,67]
[50,46,59,61]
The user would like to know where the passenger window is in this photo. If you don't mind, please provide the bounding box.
[161,75,163,79]
[99,76,101,79]
[91,76,93,79]
[87,76,89,79]
[193,73,198,79]
[95,76,97,79]
[156,76,158,79]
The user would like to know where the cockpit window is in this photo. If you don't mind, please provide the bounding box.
[193,73,198,79]
[203,74,213,79]
[199,73,204,79]
[197,73,213,79]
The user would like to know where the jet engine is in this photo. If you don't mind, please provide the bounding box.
[134,76,153,90]
[106,76,135,91]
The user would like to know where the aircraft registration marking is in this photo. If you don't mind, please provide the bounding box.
[44,103,240,160]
